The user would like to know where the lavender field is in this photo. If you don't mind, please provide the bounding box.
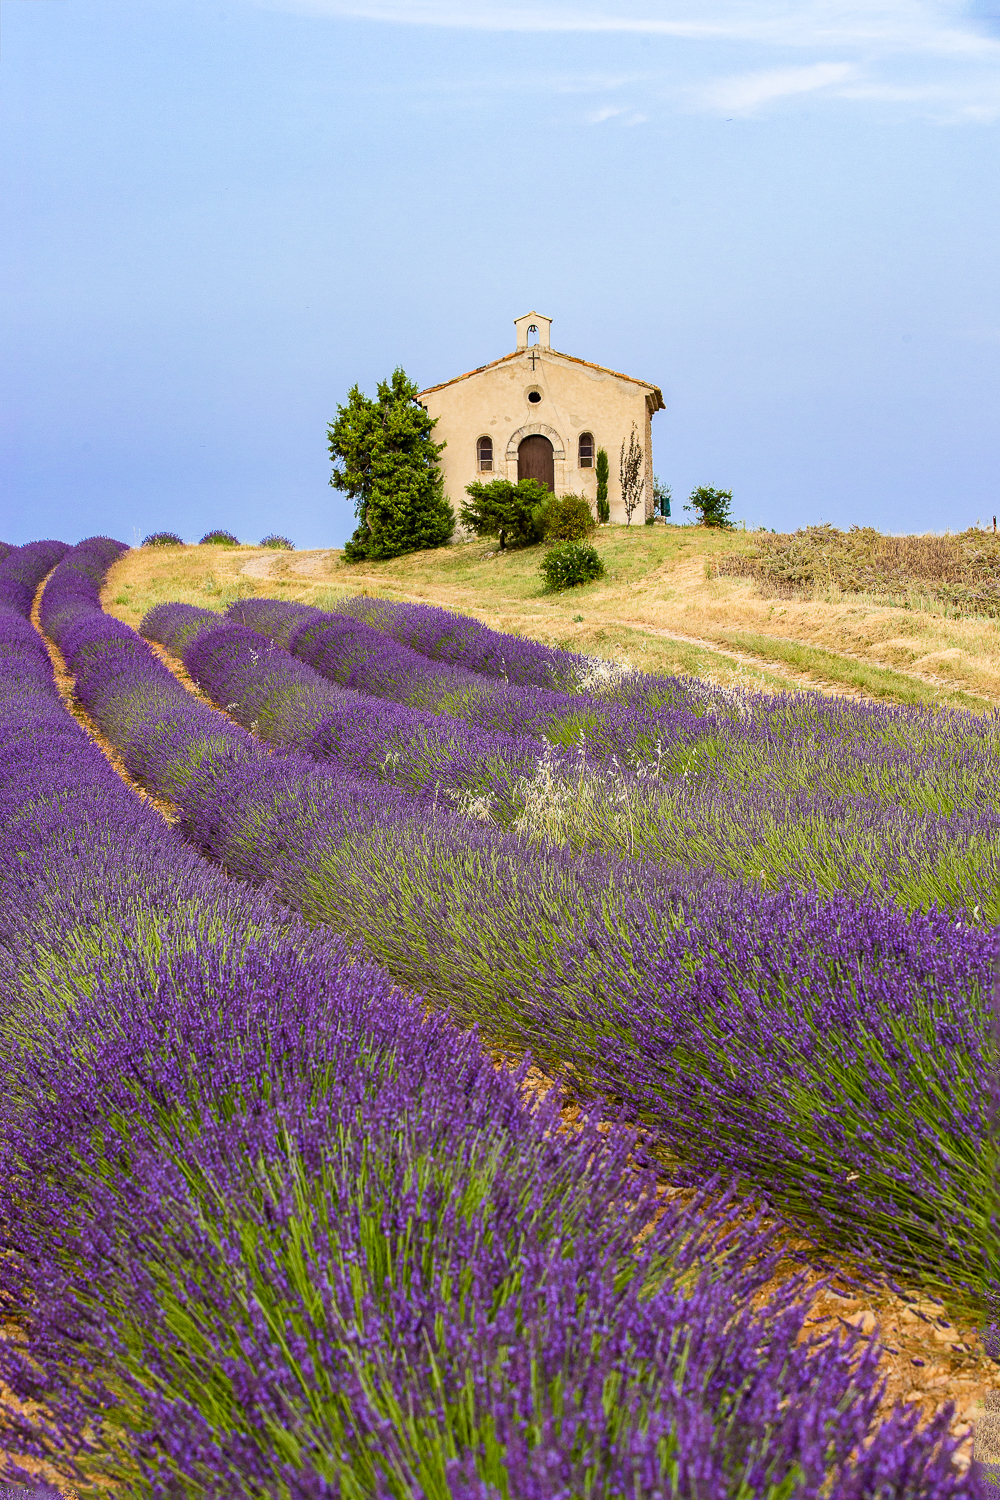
[0,533,995,1496]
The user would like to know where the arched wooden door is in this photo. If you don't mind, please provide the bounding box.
[517,435,555,491]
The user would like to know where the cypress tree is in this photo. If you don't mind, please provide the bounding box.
[329,369,455,562]
[595,448,610,524]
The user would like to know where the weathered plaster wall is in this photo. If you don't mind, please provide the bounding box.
[419,348,660,527]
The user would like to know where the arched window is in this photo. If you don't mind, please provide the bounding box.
[477,435,494,472]
[578,432,595,468]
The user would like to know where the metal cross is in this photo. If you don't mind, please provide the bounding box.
[529,347,540,371]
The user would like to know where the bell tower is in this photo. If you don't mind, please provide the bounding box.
[514,311,552,350]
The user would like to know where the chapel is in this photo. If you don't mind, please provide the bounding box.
[418,312,665,527]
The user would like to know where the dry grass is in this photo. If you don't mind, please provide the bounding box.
[106,530,1000,709]
[716,524,1000,618]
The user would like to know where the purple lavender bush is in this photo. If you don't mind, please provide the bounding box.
[39,544,257,801]
[0,538,69,615]
[335,592,590,690]
[0,958,973,1497]
[143,602,561,810]
[38,549,1000,1312]
[175,749,997,1312]
[36,533,126,636]
[1,543,977,1496]
[227,596,711,761]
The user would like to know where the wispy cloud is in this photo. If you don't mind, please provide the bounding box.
[258,1,1000,121]
[700,60,858,113]
[263,1,1000,54]
[588,103,650,122]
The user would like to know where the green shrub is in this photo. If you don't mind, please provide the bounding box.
[543,493,596,543]
[540,541,605,592]
[684,487,734,529]
[141,531,183,548]
[200,529,240,547]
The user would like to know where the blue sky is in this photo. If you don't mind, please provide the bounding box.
[1,0,998,546]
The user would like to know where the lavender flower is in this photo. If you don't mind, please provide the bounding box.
[0,540,976,1495]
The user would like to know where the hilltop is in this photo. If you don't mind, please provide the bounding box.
[104,525,1000,711]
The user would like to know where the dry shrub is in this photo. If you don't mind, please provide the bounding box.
[715,525,1000,617]
[543,493,597,543]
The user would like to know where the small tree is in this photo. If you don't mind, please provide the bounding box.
[595,448,610,524]
[329,368,454,562]
[619,424,645,526]
[684,486,734,529]
[460,479,551,551]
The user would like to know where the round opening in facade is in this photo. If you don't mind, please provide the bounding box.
[527,390,542,404]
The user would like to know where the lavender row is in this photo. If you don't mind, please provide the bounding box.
[0,537,68,615]
[143,600,563,812]
[516,751,1000,921]
[336,591,593,690]
[150,600,1000,918]
[336,591,1000,781]
[225,595,712,762]
[0,542,966,1497]
[335,591,996,737]
[179,755,998,1314]
[39,537,258,801]
[55,561,997,1309]
[336,589,724,717]
[229,597,1000,839]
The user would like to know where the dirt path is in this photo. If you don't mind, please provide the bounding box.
[32,575,178,824]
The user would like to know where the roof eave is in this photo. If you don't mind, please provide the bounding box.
[418,347,664,403]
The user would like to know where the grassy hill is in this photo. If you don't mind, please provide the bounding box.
[105,524,1000,711]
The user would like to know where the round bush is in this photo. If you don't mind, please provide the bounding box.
[540,541,605,592]
[260,533,294,550]
[199,529,239,547]
[543,493,596,543]
[141,532,183,548]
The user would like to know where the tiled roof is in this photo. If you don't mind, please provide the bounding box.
[418,348,665,411]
